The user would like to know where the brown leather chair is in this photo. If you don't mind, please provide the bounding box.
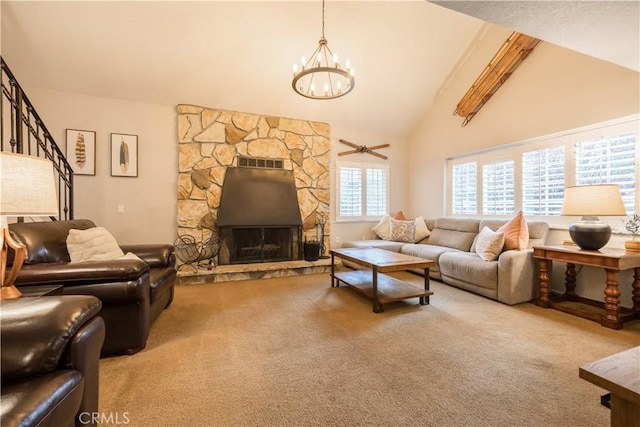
[1,295,105,427]
[9,219,176,356]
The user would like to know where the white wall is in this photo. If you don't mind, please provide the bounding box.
[25,88,177,244]
[408,25,640,305]
[409,25,639,219]
[25,88,411,250]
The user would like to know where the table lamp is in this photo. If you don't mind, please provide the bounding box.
[0,152,59,299]
[561,184,626,250]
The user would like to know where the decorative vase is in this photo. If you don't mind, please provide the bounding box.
[624,240,640,252]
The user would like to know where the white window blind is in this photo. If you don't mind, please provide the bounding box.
[451,162,477,214]
[522,146,565,216]
[366,168,387,217]
[483,160,515,215]
[575,132,636,213]
[337,162,389,221]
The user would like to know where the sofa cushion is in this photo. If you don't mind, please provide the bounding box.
[497,211,529,250]
[439,251,498,290]
[427,218,479,251]
[371,215,392,240]
[400,243,461,275]
[414,216,431,242]
[475,227,505,261]
[479,219,549,249]
[66,227,125,262]
[389,218,416,243]
[1,370,84,427]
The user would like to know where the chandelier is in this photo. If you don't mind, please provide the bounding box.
[292,0,355,100]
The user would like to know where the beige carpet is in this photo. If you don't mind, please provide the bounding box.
[99,272,640,426]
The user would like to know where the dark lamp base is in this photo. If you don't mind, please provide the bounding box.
[568,221,611,251]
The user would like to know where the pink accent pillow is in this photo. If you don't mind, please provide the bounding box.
[497,211,529,250]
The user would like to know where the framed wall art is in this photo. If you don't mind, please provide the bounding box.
[66,129,96,176]
[110,133,138,177]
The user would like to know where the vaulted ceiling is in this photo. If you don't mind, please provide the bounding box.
[1,1,637,138]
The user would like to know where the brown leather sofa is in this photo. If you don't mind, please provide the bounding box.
[1,295,105,427]
[9,219,176,356]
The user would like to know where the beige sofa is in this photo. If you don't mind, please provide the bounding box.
[340,217,549,305]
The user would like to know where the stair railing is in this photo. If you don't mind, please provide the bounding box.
[1,57,74,220]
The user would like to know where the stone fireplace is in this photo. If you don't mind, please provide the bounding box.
[177,105,330,274]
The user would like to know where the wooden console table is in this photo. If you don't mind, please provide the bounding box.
[533,245,640,329]
[579,346,640,427]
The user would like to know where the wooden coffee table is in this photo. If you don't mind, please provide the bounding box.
[330,247,435,313]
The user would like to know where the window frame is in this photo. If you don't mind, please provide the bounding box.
[446,115,639,221]
[335,160,390,222]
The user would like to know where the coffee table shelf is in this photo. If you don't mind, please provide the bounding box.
[334,270,433,304]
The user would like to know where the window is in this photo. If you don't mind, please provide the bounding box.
[575,132,636,212]
[336,161,389,221]
[482,160,514,215]
[522,146,565,216]
[447,115,638,217]
[451,162,477,214]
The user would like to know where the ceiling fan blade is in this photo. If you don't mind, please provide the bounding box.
[366,144,390,151]
[339,139,358,148]
[338,150,358,156]
[367,150,388,160]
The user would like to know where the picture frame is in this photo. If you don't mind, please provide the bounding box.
[110,133,138,177]
[66,129,96,176]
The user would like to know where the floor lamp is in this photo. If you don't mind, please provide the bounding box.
[1,152,59,299]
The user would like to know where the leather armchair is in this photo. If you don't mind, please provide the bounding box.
[9,220,176,356]
[1,295,105,427]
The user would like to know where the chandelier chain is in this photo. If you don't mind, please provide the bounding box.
[321,0,325,39]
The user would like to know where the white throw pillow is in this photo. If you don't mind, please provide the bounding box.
[475,227,505,261]
[372,215,392,240]
[389,218,416,243]
[414,216,431,242]
[66,227,125,262]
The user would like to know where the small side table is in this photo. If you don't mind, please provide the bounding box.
[16,285,64,297]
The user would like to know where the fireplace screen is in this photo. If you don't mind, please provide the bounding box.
[229,227,299,264]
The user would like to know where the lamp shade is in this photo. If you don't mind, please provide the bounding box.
[561,184,626,216]
[0,152,59,218]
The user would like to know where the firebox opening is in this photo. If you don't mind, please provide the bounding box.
[228,226,302,264]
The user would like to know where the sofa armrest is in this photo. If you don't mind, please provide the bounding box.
[67,315,105,423]
[497,248,537,305]
[15,259,149,286]
[120,244,176,268]
[1,295,102,382]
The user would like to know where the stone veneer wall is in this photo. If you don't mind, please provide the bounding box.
[177,104,330,268]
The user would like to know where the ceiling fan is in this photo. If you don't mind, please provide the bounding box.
[338,139,390,160]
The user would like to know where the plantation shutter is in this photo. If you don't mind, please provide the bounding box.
[575,132,636,213]
[522,146,565,216]
[451,162,477,214]
[338,167,362,217]
[366,167,387,217]
[483,160,515,215]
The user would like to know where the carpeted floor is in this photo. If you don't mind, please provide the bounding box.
[99,272,640,426]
